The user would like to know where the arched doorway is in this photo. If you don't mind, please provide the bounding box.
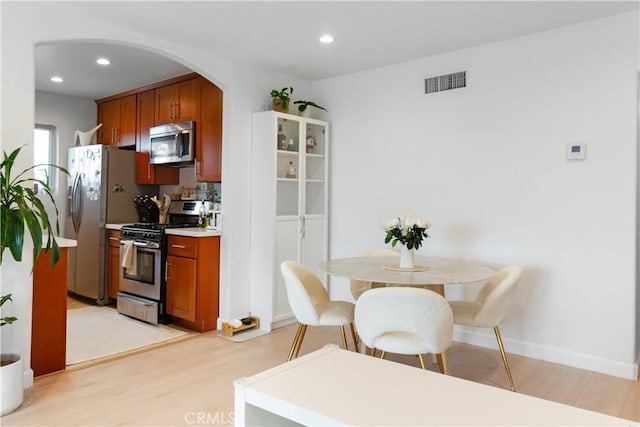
[33,40,224,374]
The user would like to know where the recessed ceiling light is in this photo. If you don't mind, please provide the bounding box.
[96,58,111,66]
[50,76,63,83]
[319,34,334,44]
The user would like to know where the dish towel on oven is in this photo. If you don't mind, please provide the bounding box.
[121,240,137,276]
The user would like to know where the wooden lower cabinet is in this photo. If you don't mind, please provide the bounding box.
[106,230,121,300]
[31,248,69,377]
[166,235,220,332]
[166,255,197,321]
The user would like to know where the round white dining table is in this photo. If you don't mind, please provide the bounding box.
[319,255,494,367]
[319,255,495,295]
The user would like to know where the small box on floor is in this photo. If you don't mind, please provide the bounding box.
[222,316,260,337]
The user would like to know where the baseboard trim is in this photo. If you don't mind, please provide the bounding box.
[453,327,638,380]
[271,314,296,331]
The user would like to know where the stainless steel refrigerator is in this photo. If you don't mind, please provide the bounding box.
[65,145,154,304]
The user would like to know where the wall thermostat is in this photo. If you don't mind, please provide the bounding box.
[567,143,586,160]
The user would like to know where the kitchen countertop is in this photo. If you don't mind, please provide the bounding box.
[44,235,77,248]
[165,228,222,237]
[105,223,131,230]
[104,223,222,237]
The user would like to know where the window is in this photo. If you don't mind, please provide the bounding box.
[33,124,58,193]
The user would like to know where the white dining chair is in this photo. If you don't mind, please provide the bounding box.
[448,266,522,391]
[280,261,357,361]
[349,248,400,301]
[355,287,454,373]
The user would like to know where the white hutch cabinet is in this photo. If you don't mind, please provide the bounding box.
[250,111,329,331]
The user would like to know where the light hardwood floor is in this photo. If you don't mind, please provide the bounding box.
[3,323,638,426]
[67,295,95,310]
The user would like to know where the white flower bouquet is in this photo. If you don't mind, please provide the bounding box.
[384,216,430,250]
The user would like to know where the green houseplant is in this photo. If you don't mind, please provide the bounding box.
[293,100,327,114]
[1,146,67,267]
[0,145,67,415]
[270,87,294,113]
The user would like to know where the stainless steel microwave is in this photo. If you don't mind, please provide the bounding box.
[149,121,195,165]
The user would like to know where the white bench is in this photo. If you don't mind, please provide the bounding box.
[234,347,636,426]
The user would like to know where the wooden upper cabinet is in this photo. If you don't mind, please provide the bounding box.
[96,73,222,184]
[136,90,179,185]
[155,78,201,125]
[137,90,155,154]
[119,95,136,147]
[97,94,136,147]
[98,99,118,145]
[196,78,223,182]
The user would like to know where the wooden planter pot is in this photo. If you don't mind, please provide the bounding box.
[272,98,290,113]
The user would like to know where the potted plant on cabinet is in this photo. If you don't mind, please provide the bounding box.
[0,145,67,416]
[270,87,294,113]
[293,100,327,117]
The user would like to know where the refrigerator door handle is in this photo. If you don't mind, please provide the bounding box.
[71,173,82,233]
[67,185,73,217]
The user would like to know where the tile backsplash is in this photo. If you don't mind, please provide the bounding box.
[158,167,221,203]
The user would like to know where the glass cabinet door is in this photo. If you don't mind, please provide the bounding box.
[276,117,300,216]
[303,123,326,216]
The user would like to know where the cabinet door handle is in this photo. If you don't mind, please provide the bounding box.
[109,237,119,241]
[174,102,179,119]
[170,103,175,120]
[111,128,115,144]
[171,244,186,249]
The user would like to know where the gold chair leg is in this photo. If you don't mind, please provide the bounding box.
[349,323,359,352]
[380,351,386,360]
[292,324,308,360]
[339,325,349,350]
[287,324,305,361]
[417,354,426,370]
[291,325,307,359]
[494,326,516,392]
[436,350,450,375]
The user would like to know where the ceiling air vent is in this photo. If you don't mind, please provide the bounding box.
[424,71,466,94]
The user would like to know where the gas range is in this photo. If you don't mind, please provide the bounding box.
[117,203,206,325]
[120,224,165,244]
[120,223,196,242]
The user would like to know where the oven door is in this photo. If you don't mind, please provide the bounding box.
[119,240,162,301]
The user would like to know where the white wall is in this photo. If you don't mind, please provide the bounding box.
[2,2,637,385]
[314,12,639,378]
[35,90,97,234]
[0,1,313,387]
[637,69,640,368]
